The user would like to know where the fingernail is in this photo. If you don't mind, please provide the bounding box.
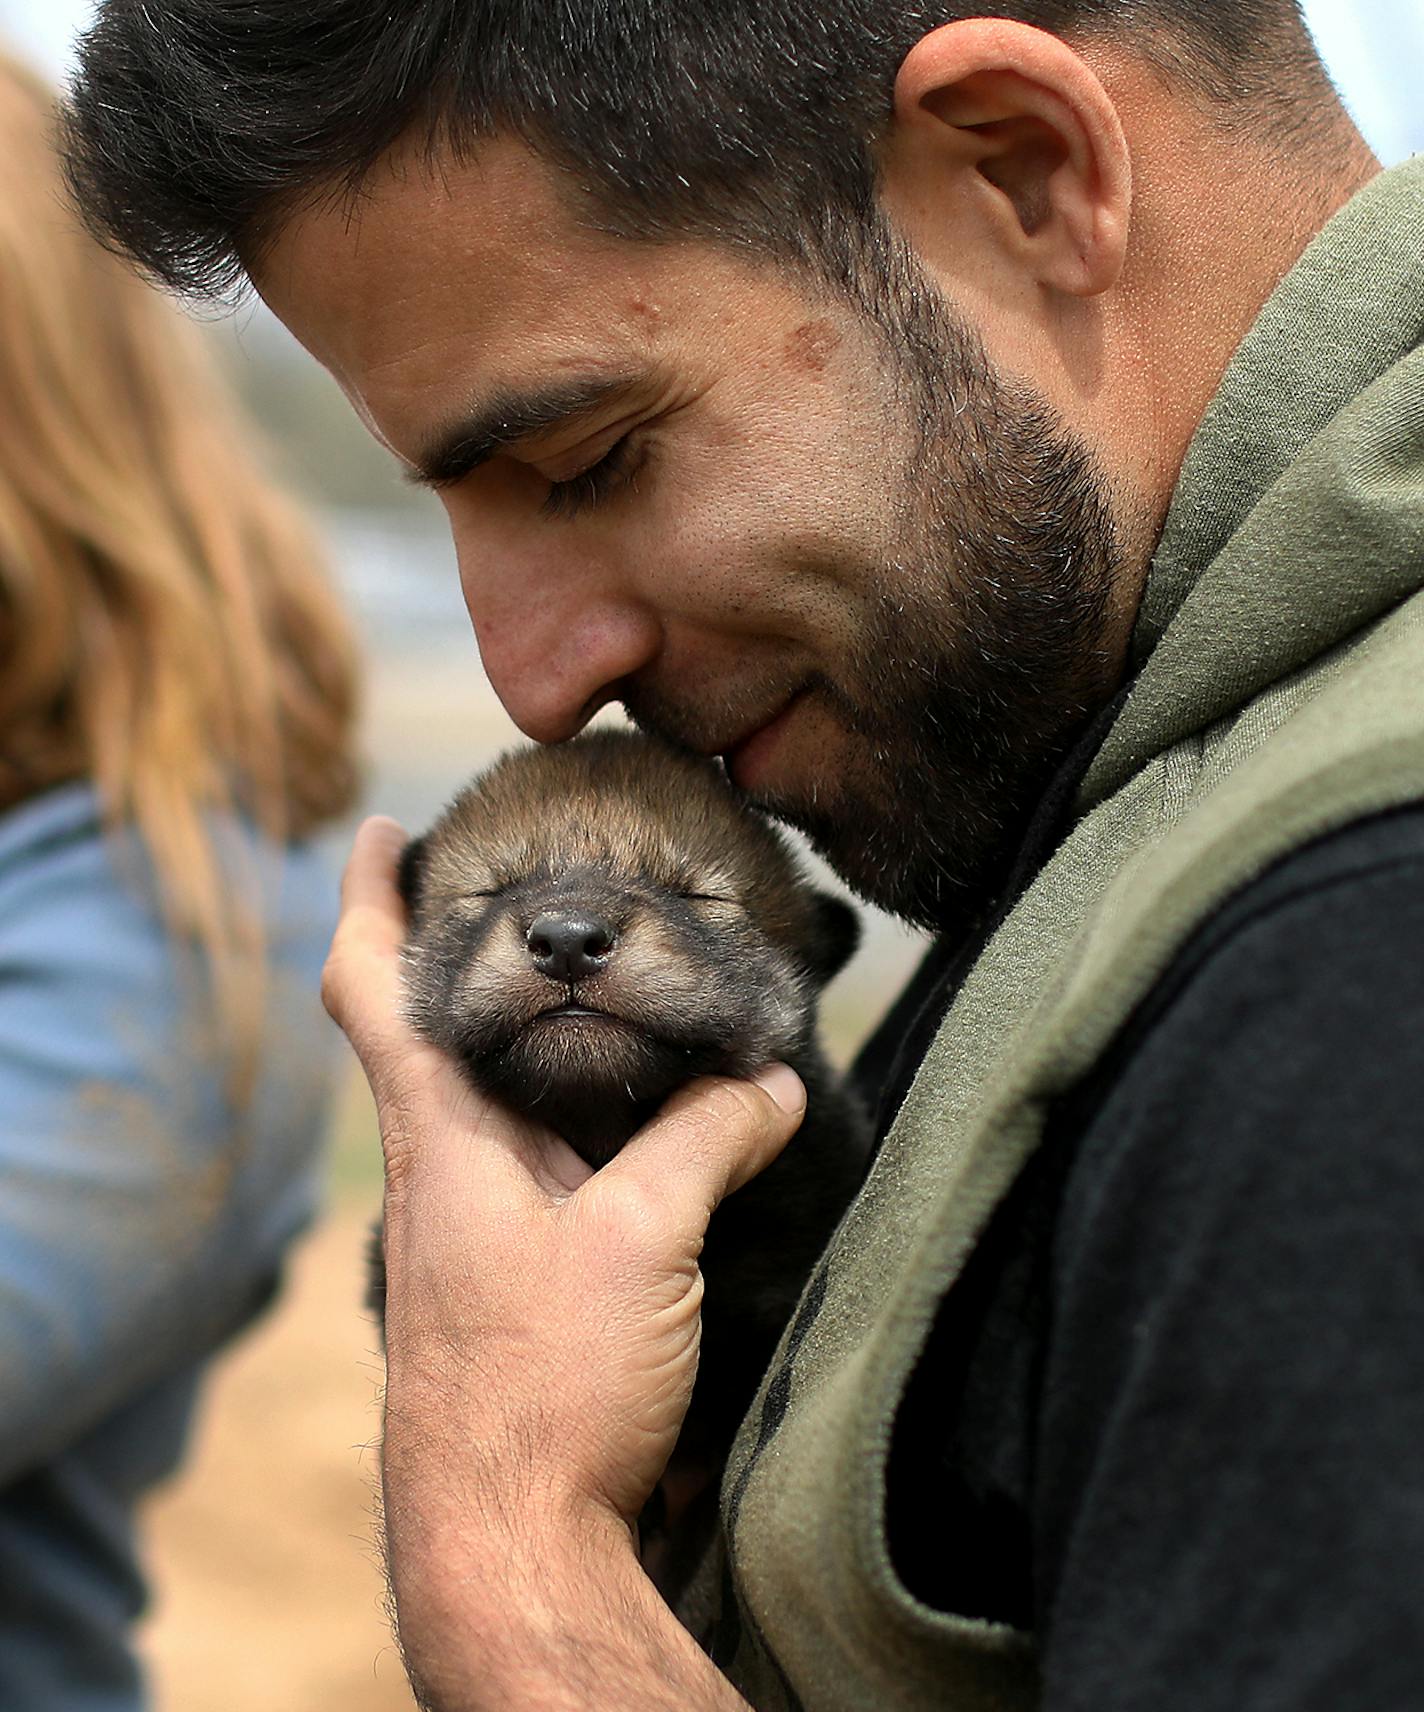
[752,1062,805,1113]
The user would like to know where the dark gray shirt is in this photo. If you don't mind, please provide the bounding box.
[880,806,1424,1711]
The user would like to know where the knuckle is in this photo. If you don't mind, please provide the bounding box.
[320,946,363,1035]
[374,1088,434,1198]
[380,1133,419,1202]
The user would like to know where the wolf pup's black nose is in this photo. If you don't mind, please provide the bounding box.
[526,911,615,983]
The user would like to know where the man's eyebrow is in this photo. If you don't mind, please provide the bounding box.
[405,375,637,489]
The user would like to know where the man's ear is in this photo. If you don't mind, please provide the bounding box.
[881,18,1131,299]
[805,891,862,985]
[395,834,429,916]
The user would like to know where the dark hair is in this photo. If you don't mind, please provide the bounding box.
[63,0,1324,303]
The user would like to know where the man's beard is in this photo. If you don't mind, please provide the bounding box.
[640,249,1125,935]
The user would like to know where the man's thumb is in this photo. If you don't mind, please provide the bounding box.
[600,1064,807,1226]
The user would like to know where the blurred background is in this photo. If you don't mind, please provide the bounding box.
[0,2,1418,1706]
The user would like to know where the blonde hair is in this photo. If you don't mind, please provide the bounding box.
[0,49,360,1087]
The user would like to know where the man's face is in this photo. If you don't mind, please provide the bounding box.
[259,139,1124,931]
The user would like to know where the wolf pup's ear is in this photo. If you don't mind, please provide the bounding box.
[806,891,861,984]
[396,835,429,915]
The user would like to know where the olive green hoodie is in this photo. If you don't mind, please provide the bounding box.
[700,155,1424,1711]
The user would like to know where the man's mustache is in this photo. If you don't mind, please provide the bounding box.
[620,674,818,761]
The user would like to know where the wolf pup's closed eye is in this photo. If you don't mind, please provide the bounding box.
[369,728,871,1597]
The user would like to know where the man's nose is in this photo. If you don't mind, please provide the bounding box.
[453,535,661,743]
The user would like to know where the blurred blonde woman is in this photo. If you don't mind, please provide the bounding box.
[0,47,360,1711]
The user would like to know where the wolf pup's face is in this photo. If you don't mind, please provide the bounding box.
[399,732,859,1165]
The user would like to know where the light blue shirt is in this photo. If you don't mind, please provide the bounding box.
[0,784,343,1710]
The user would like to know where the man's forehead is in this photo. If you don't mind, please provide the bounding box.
[254,134,674,428]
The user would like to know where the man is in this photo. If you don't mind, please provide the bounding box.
[63,3,1424,1707]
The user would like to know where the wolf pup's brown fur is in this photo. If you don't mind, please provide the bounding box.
[374,729,871,1586]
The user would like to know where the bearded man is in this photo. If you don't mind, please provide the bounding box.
[64,3,1424,1708]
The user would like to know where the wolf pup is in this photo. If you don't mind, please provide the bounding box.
[375,729,871,1584]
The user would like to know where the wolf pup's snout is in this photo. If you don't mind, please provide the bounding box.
[525,909,616,982]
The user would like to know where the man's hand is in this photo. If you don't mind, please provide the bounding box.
[325,816,802,1709]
